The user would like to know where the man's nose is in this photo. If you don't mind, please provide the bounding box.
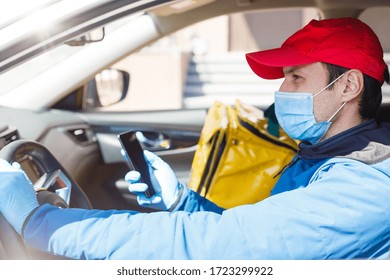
[278,79,287,92]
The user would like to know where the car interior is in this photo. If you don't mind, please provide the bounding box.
[0,0,390,260]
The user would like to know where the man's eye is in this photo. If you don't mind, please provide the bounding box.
[292,74,301,80]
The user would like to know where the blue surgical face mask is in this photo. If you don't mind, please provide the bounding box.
[275,73,346,145]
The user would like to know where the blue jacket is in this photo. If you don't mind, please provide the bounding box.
[23,120,390,259]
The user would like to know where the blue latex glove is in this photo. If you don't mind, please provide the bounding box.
[125,150,181,210]
[0,159,39,234]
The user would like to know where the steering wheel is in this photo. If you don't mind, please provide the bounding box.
[0,139,92,259]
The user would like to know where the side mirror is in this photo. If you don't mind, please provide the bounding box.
[86,69,130,109]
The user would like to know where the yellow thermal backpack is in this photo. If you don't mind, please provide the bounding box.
[188,100,298,208]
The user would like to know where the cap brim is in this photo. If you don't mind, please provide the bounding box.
[246,47,319,79]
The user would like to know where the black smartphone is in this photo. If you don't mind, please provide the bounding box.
[118,131,156,197]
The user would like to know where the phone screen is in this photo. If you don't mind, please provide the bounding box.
[118,131,156,197]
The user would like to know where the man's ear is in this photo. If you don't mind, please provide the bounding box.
[342,69,364,102]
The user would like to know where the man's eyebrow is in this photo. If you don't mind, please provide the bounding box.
[283,67,295,75]
[283,67,301,75]
[283,66,301,76]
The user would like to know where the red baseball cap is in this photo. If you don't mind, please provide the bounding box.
[246,17,387,84]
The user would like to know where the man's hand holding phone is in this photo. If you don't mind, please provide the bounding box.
[118,131,181,210]
[118,131,156,197]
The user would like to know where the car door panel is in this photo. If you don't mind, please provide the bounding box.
[1,106,206,211]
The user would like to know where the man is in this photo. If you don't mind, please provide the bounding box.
[1,17,390,260]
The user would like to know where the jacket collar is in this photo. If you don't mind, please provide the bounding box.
[298,120,390,164]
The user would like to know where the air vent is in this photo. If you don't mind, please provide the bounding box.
[67,128,95,144]
[0,124,20,149]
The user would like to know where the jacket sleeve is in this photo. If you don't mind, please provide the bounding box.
[171,183,224,213]
[23,159,390,260]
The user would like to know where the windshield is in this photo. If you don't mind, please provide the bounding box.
[0,0,160,96]
[0,45,81,95]
[0,0,58,28]
[0,0,141,76]
[0,8,144,96]
[0,0,85,95]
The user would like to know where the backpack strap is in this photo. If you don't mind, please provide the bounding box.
[264,103,279,137]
